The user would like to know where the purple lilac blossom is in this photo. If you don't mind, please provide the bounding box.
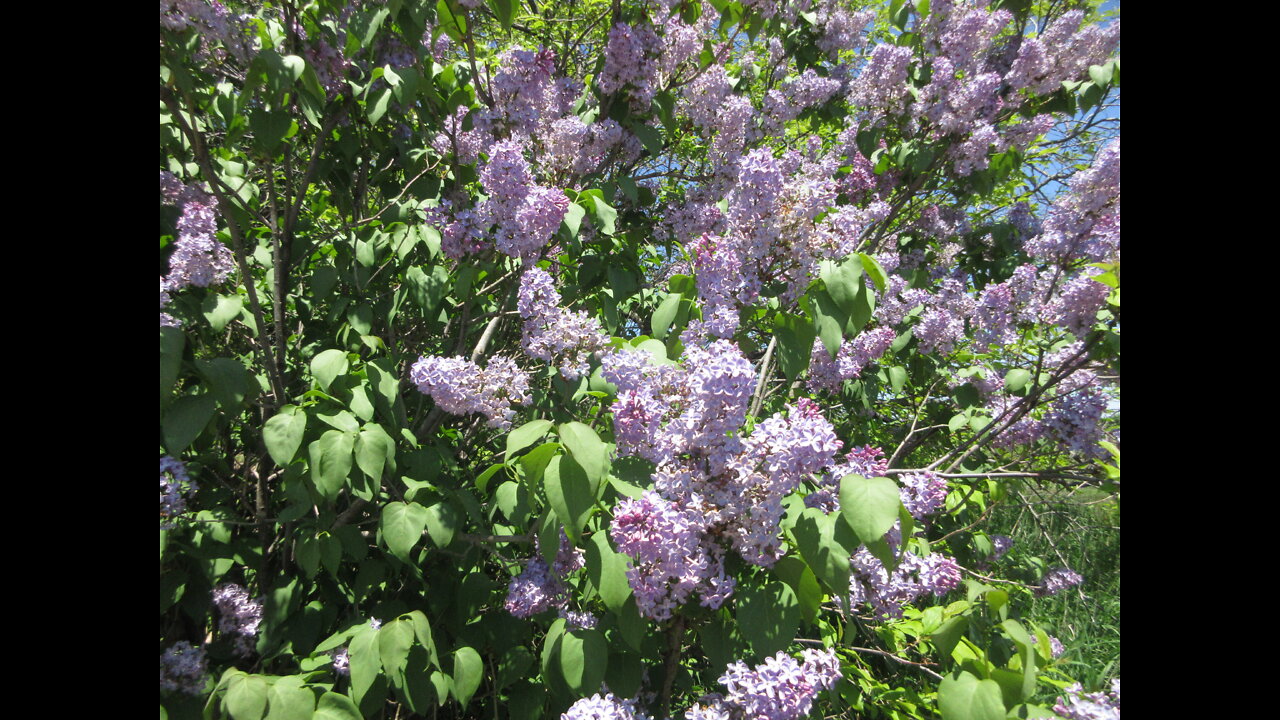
[212,583,263,655]
[1025,139,1120,264]
[898,472,949,519]
[517,267,610,379]
[332,648,351,676]
[1037,566,1084,597]
[1048,635,1065,658]
[1053,681,1120,720]
[159,641,208,695]
[990,535,1013,561]
[561,692,652,720]
[160,455,197,527]
[717,649,842,720]
[409,354,532,430]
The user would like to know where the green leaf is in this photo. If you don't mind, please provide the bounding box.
[562,202,586,238]
[311,692,362,720]
[348,627,383,708]
[651,292,682,340]
[839,474,902,544]
[771,556,822,626]
[380,501,429,561]
[809,288,846,359]
[820,257,864,315]
[452,646,484,709]
[424,501,461,548]
[544,455,594,542]
[355,424,395,481]
[774,312,818,381]
[406,265,450,312]
[264,676,315,720]
[737,580,800,657]
[585,531,632,612]
[588,195,617,235]
[558,629,608,695]
[888,366,907,393]
[858,253,888,293]
[311,350,349,392]
[506,419,554,462]
[938,671,1006,720]
[490,0,516,29]
[932,616,969,660]
[1004,369,1031,393]
[630,122,663,156]
[225,675,268,720]
[163,393,217,453]
[311,430,355,501]
[160,327,185,405]
[378,618,416,678]
[791,508,853,596]
[202,294,244,332]
[264,406,307,467]
[558,422,610,489]
[1088,64,1111,87]
[406,610,440,668]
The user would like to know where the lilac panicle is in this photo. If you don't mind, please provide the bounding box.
[159,641,207,695]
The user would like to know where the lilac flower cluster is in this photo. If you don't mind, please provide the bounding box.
[212,583,263,655]
[409,354,532,430]
[1053,680,1120,720]
[1048,635,1066,658]
[763,69,842,133]
[1005,11,1121,97]
[807,328,897,393]
[505,529,584,618]
[474,140,570,263]
[848,542,963,619]
[160,455,197,527]
[848,44,915,118]
[990,535,1013,561]
[713,649,842,720]
[599,23,661,111]
[517,267,610,380]
[159,171,235,326]
[1025,139,1121,264]
[1037,566,1084,597]
[159,641,207,695]
[898,472,949,520]
[610,491,731,620]
[332,648,350,676]
[561,692,652,720]
[159,0,252,63]
[816,7,875,58]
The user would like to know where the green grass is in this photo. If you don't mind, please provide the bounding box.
[987,483,1120,693]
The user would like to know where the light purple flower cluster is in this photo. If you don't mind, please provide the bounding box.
[561,692,652,720]
[848,44,915,117]
[898,472,949,520]
[1025,139,1120,264]
[1041,271,1111,338]
[409,354,532,430]
[599,23,661,111]
[159,0,252,63]
[807,328,897,393]
[160,455,197,527]
[212,583,263,655]
[490,46,558,134]
[610,491,730,620]
[1005,11,1121,97]
[518,267,609,380]
[763,69,842,133]
[159,171,235,326]
[1053,680,1120,720]
[505,529,584,618]
[331,648,351,676]
[848,532,962,619]
[159,641,208,695]
[1047,635,1066,658]
[692,234,750,338]
[476,140,570,263]
[714,649,842,720]
[1037,566,1084,597]
[990,535,1013,561]
[816,7,875,58]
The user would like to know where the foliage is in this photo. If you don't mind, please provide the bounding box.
[159,1,1120,719]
